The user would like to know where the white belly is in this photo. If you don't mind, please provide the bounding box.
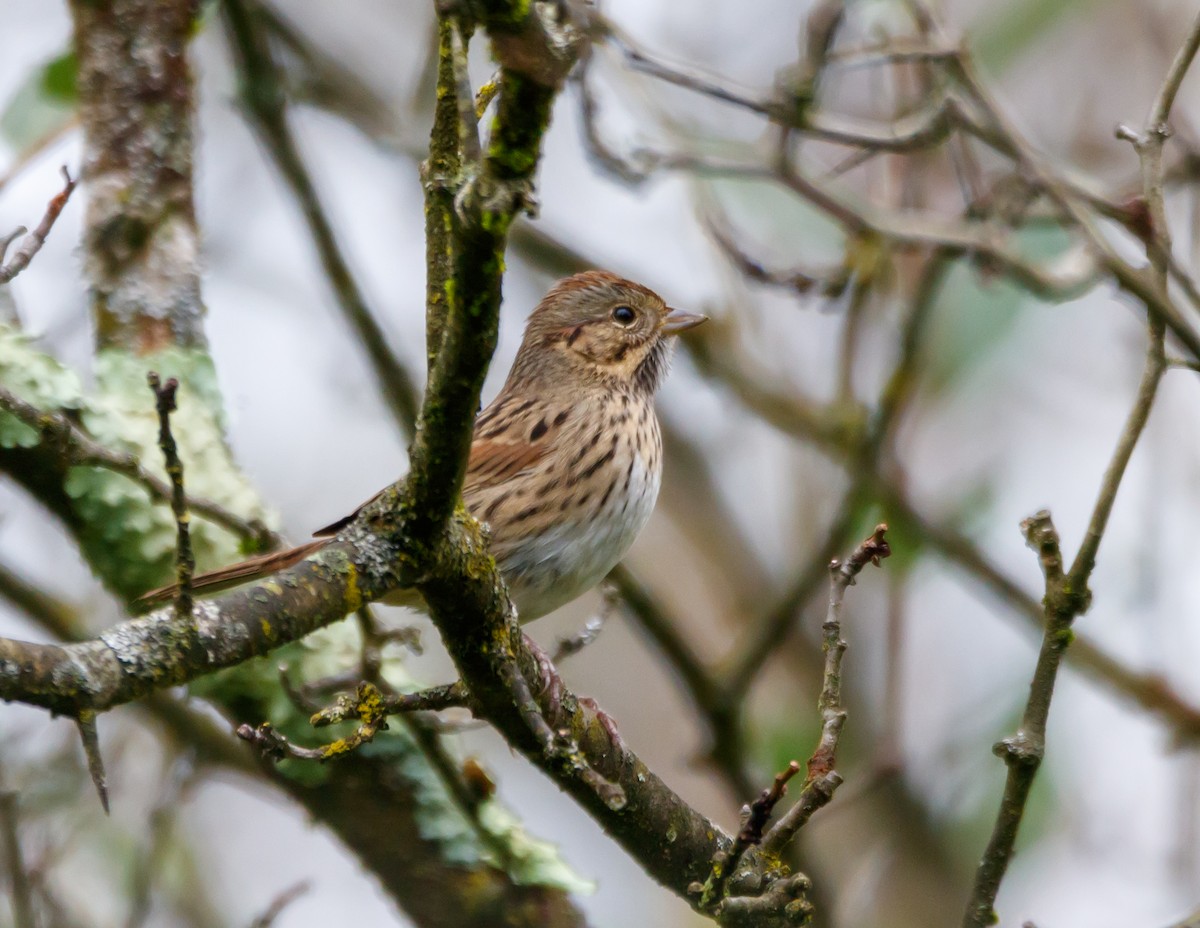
[502,450,660,620]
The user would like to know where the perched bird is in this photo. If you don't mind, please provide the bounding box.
[139,271,706,619]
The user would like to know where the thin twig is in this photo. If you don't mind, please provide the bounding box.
[690,248,1200,742]
[449,22,483,166]
[964,17,1200,924]
[550,585,615,663]
[148,373,194,624]
[961,513,1076,928]
[240,681,468,763]
[310,681,468,727]
[1147,9,1200,130]
[698,761,801,909]
[0,166,76,284]
[248,880,311,928]
[761,524,891,855]
[700,200,840,297]
[0,790,35,928]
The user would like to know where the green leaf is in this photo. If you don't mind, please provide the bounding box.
[0,50,77,149]
[40,52,77,102]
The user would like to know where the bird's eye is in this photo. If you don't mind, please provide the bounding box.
[611,306,636,326]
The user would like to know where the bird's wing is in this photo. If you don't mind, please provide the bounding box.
[314,400,575,535]
[463,434,554,493]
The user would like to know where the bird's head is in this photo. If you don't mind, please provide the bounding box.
[514,270,706,394]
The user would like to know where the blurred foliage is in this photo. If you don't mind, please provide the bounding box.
[0,324,83,447]
[0,331,275,597]
[70,348,274,597]
[0,50,75,149]
[972,0,1118,74]
[194,624,593,894]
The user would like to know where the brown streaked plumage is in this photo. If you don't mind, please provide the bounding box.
[138,271,706,620]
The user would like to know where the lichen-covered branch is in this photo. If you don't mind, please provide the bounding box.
[422,12,466,369]
[70,0,205,352]
[0,2,750,911]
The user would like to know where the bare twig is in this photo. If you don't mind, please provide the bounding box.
[75,709,109,814]
[698,761,801,910]
[550,585,615,663]
[964,16,1200,925]
[0,790,35,928]
[962,513,1076,928]
[761,524,891,855]
[0,166,76,284]
[148,373,195,624]
[691,254,1200,743]
[248,880,311,928]
[237,721,342,762]
[700,202,841,297]
[1147,10,1200,131]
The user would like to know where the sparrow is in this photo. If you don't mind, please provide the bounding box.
[138,270,706,619]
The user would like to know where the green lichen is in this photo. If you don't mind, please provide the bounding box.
[485,71,554,181]
[201,621,590,891]
[63,347,276,598]
[0,326,85,446]
[0,333,276,597]
[484,0,531,29]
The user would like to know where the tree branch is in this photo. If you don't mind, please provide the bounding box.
[221,0,421,436]
[760,525,891,856]
[0,167,76,285]
[69,0,205,352]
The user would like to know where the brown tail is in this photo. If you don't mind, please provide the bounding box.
[134,540,329,612]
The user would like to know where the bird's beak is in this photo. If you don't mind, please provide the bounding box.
[661,308,708,335]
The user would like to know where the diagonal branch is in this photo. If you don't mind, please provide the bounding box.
[962,13,1200,922]
[222,0,421,435]
[0,167,76,285]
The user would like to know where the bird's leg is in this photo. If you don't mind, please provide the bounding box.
[577,695,627,756]
[522,631,565,709]
[522,632,628,755]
